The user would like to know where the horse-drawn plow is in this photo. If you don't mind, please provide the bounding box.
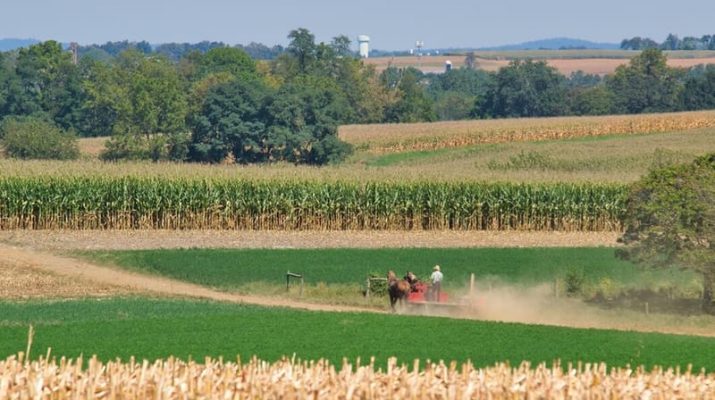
[385,271,482,314]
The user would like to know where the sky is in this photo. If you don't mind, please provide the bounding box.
[1,0,713,50]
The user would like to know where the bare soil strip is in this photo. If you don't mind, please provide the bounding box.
[0,243,376,313]
[0,259,131,300]
[0,230,620,251]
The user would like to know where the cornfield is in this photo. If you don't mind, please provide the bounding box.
[0,177,627,231]
[340,110,715,154]
[3,353,714,399]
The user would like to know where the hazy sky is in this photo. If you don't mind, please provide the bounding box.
[1,0,713,50]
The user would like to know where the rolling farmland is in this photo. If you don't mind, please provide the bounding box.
[364,51,715,74]
[2,107,715,398]
[339,110,715,154]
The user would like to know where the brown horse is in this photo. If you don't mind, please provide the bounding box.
[387,270,411,311]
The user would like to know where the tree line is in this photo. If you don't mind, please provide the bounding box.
[621,33,715,50]
[1,28,715,164]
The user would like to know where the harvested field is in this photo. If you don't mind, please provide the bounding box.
[4,354,715,399]
[340,110,715,154]
[365,54,715,74]
[0,230,620,250]
[0,258,129,300]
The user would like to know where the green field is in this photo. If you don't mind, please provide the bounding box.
[2,298,715,370]
[80,248,701,305]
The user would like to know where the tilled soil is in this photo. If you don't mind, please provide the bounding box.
[0,230,620,251]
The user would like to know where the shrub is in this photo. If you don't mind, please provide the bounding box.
[0,117,79,160]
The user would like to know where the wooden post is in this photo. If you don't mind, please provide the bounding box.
[554,279,559,299]
[645,302,649,315]
[300,276,304,297]
[286,271,290,291]
[366,278,371,301]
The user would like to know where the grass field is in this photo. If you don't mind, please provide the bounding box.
[2,297,715,371]
[79,247,701,309]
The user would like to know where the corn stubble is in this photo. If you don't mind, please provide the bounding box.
[3,353,713,399]
[0,177,626,231]
[340,110,715,154]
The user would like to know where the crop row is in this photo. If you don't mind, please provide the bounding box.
[0,177,627,231]
[4,354,714,399]
[340,110,715,153]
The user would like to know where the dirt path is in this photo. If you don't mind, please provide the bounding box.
[0,230,620,251]
[5,235,715,338]
[0,243,378,314]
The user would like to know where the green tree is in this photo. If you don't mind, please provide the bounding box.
[330,35,353,58]
[569,85,614,115]
[287,28,317,74]
[193,47,258,81]
[91,51,188,160]
[9,41,84,129]
[0,116,79,160]
[267,77,353,164]
[189,79,269,163]
[606,49,682,114]
[484,59,567,117]
[682,65,715,110]
[433,91,475,120]
[382,67,435,122]
[618,154,715,314]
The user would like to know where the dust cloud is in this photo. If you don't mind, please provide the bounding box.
[403,282,715,338]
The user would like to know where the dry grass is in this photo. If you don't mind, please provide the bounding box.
[0,259,129,300]
[1,127,714,184]
[1,111,713,185]
[339,110,715,154]
[4,354,715,399]
[77,137,107,158]
[364,54,715,74]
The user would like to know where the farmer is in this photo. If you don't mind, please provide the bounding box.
[430,265,443,301]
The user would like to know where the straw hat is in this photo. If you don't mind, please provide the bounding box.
[433,265,441,272]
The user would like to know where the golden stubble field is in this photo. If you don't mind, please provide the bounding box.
[5,355,715,399]
[364,54,715,74]
[339,110,715,154]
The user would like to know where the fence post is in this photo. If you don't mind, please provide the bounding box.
[470,273,475,297]
[366,278,371,301]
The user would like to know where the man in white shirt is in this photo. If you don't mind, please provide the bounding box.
[430,265,443,301]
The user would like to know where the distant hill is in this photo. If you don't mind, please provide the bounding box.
[0,38,40,51]
[481,38,620,51]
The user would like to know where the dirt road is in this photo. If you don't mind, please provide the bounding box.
[0,242,377,313]
[0,230,620,251]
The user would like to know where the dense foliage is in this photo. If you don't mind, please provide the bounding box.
[1,31,715,164]
[621,33,715,50]
[0,116,78,160]
[619,153,715,313]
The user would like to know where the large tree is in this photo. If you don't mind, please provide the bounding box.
[606,49,682,114]
[484,59,567,118]
[619,154,715,313]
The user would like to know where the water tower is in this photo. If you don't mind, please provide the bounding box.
[358,35,370,58]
